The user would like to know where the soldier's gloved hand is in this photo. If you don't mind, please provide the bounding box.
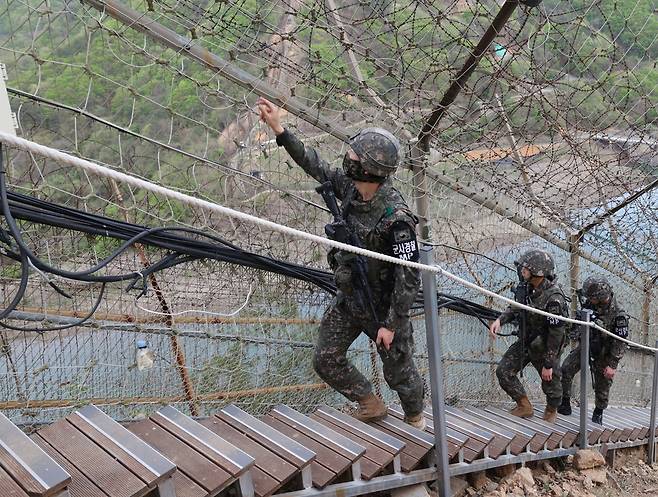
[257,97,284,135]
[541,367,553,382]
[603,366,616,380]
[489,318,501,338]
[376,327,395,350]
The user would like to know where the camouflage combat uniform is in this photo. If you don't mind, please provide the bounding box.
[496,278,568,407]
[560,297,628,409]
[276,129,425,417]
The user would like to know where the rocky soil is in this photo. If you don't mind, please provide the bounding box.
[447,447,658,497]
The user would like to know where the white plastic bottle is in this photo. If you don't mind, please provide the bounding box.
[136,339,155,371]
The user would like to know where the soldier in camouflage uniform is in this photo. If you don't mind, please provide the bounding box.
[558,276,629,425]
[489,249,568,423]
[257,98,425,428]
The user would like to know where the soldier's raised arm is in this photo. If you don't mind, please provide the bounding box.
[257,98,350,199]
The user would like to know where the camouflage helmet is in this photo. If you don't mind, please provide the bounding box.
[582,276,612,301]
[348,128,401,178]
[515,249,555,279]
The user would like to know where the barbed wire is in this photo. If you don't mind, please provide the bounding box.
[1,131,655,350]
[0,0,657,422]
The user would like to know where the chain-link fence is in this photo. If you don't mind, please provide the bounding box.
[0,0,657,426]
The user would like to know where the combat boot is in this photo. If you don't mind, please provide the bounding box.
[404,413,427,431]
[510,396,534,418]
[354,393,387,422]
[591,407,603,425]
[557,396,572,416]
[543,405,558,423]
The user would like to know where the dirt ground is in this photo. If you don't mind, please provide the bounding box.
[448,446,658,497]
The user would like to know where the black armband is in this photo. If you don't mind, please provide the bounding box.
[391,222,419,262]
[614,315,629,338]
[545,301,563,328]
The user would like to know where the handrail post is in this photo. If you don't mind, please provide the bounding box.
[420,247,451,497]
[648,340,658,464]
[579,310,592,449]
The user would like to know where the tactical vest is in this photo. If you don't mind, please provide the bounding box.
[524,281,567,340]
[588,298,627,357]
[328,182,417,314]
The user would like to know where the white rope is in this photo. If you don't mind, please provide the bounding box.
[1,131,656,353]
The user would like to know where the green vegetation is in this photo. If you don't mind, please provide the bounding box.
[0,0,656,206]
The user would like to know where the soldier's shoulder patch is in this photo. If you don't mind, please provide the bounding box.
[614,314,629,338]
[545,300,563,328]
[390,221,419,262]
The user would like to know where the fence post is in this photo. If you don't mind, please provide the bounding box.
[110,180,199,416]
[579,310,591,449]
[649,340,658,464]
[420,247,452,497]
[568,233,581,316]
[642,282,652,341]
[642,280,653,399]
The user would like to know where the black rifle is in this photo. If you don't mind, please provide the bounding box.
[511,266,530,333]
[573,289,598,329]
[510,267,531,377]
[315,181,382,342]
[572,294,597,385]
[573,289,599,362]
